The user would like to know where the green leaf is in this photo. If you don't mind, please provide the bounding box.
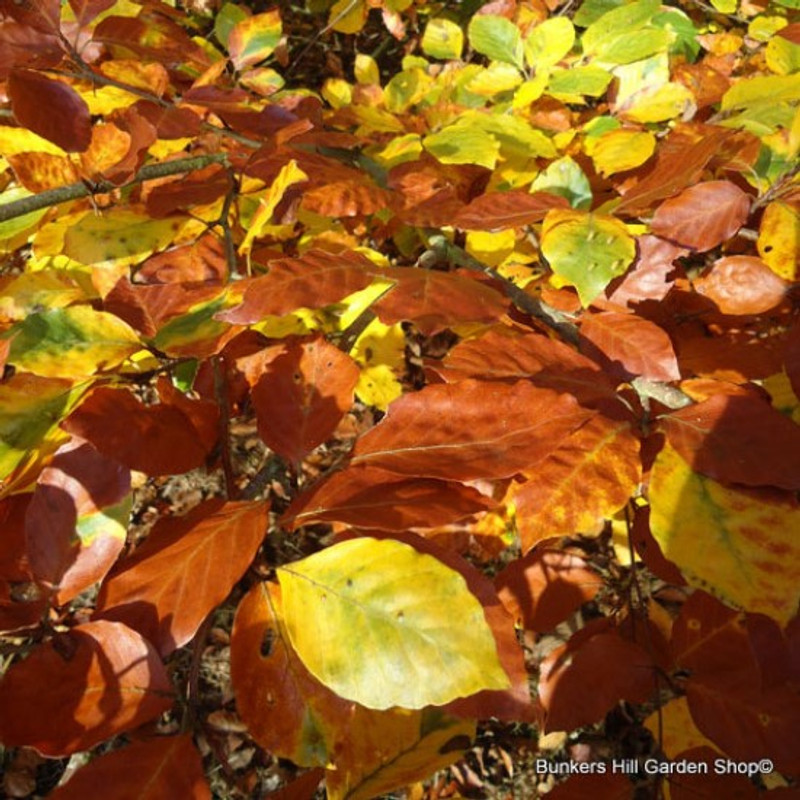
[5,307,141,379]
[214,2,249,48]
[467,14,523,68]
[547,66,613,102]
[277,537,510,710]
[541,209,636,306]
[422,18,464,60]
[582,0,661,55]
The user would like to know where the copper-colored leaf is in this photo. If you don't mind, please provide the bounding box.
[661,393,800,490]
[511,414,641,550]
[496,548,604,633]
[48,734,210,799]
[616,127,733,214]
[538,621,655,732]
[252,336,359,464]
[372,268,508,336]
[25,440,130,605]
[607,234,686,307]
[650,181,751,252]
[144,164,231,218]
[135,234,228,284]
[351,379,593,481]
[95,500,268,657]
[579,312,681,382]
[454,190,569,230]
[435,328,620,410]
[8,69,91,152]
[62,385,218,477]
[218,249,375,324]
[68,0,116,26]
[0,620,172,756]
[301,180,397,217]
[230,581,352,766]
[282,465,496,531]
[667,746,759,800]
[686,680,800,776]
[694,256,787,315]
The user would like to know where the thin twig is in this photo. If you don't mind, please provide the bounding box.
[212,356,237,500]
[0,153,230,223]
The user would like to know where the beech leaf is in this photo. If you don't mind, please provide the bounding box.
[277,537,511,709]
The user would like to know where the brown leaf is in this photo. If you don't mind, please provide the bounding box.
[134,234,228,285]
[579,311,681,382]
[373,268,508,335]
[538,621,655,732]
[218,249,374,324]
[351,379,593,481]
[62,385,219,477]
[95,500,268,657]
[67,0,116,26]
[0,620,173,756]
[606,234,686,307]
[48,734,210,799]
[496,549,604,633]
[252,336,359,464]
[454,190,569,230]
[650,181,751,252]
[144,164,232,218]
[660,393,800,490]
[8,69,91,152]
[301,179,397,217]
[25,440,130,605]
[282,465,497,531]
[434,328,620,411]
[694,256,787,315]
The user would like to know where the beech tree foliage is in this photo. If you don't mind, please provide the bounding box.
[0,0,799,796]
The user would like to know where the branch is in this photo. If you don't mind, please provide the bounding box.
[0,153,231,223]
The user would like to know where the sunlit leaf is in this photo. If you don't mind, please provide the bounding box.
[278,537,510,709]
[541,209,636,305]
[589,128,656,176]
[228,9,281,70]
[423,123,501,170]
[422,17,464,60]
[525,17,575,69]
[4,307,141,379]
[467,15,523,68]
[0,620,172,756]
[757,201,799,280]
[694,256,787,314]
[649,442,800,626]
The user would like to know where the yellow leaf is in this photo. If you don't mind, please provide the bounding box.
[524,17,575,70]
[354,53,380,85]
[465,62,524,97]
[649,442,800,626]
[766,35,800,76]
[277,537,510,710]
[321,78,353,109]
[327,708,475,800]
[465,229,516,266]
[228,9,282,70]
[422,18,464,61]
[423,123,500,170]
[352,318,405,411]
[239,160,308,257]
[4,306,141,379]
[758,201,799,281]
[329,0,367,34]
[590,129,656,176]
[645,696,719,760]
[0,271,84,323]
[0,125,66,157]
[619,82,695,123]
[373,134,423,168]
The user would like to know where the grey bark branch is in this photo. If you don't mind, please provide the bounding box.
[0,153,230,223]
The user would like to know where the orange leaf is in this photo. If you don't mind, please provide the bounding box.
[373,268,508,335]
[48,734,211,799]
[660,393,800,490]
[694,256,787,315]
[25,440,130,605]
[8,69,91,152]
[454,190,569,230]
[351,379,593,481]
[219,249,374,324]
[301,180,397,217]
[7,152,78,192]
[282,464,496,531]
[650,180,751,252]
[579,311,681,382]
[252,336,359,464]
[0,620,172,756]
[95,500,268,657]
[510,414,640,550]
[62,385,219,477]
[496,548,604,633]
